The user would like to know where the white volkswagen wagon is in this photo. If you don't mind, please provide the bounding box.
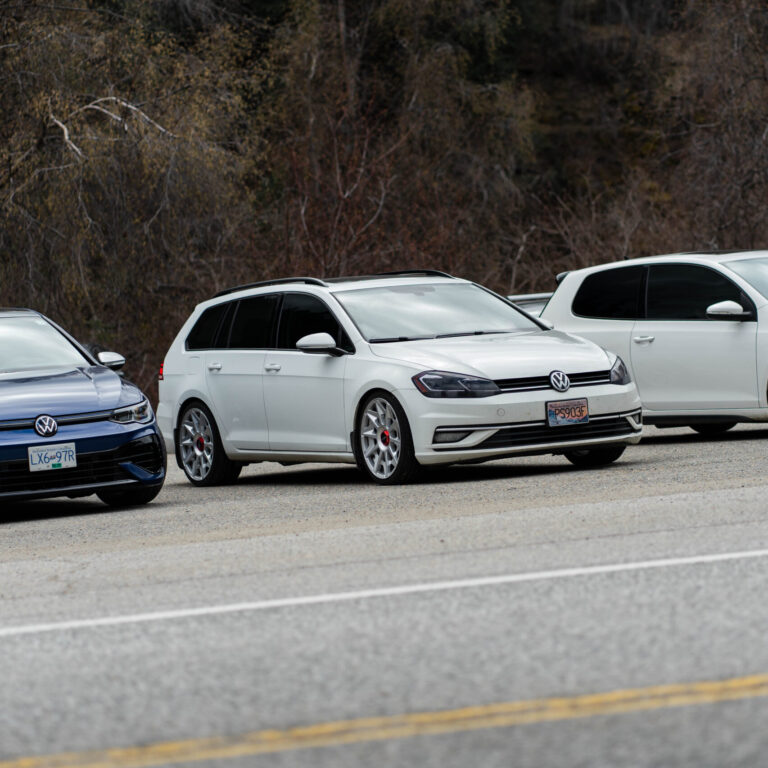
[157,271,642,484]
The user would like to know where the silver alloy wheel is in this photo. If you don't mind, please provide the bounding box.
[360,397,402,479]
[179,407,214,481]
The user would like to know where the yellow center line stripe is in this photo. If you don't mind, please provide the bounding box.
[4,674,768,768]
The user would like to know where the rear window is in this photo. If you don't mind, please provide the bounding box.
[572,266,645,319]
[186,304,229,350]
[228,295,279,349]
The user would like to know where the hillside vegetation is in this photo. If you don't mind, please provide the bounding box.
[2,0,767,395]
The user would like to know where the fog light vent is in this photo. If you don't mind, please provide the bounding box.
[433,430,472,444]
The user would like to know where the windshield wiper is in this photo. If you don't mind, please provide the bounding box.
[369,335,434,343]
[435,330,513,339]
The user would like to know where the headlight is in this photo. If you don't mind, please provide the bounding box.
[610,356,632,385]
[412,371,501,398]
[110,399,154,424]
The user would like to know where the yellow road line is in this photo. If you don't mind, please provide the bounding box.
[4,673,768,768]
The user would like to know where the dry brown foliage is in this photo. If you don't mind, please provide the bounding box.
[1,0,768,399]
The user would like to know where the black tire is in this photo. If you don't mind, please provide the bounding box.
[176,401,242,486]
[97,484,163,508]
[354,391,420,484]
[690,422,737,435]
[564,445,626,468]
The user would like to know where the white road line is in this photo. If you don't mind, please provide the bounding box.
[3,548,768,639]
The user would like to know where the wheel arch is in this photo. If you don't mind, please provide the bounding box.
[173,395,215,469]
[352,386,404,441]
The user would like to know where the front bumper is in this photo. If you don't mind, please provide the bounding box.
[0,421,166,501]
[398,384,643,465]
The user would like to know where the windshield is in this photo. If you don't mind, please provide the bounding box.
[0,316,90,372]
[333,282,539,342]
[726,257,768,300]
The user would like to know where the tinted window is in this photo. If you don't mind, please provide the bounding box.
[572,266,644,319]
[647,265,750,320]
[186,304,228,350]
[277,294,351,350]
[228,295,279,349]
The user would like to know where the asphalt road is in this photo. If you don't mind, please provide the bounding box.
[2,425,768,767]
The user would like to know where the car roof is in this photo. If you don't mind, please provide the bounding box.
[211,271,468,300]
[0,308,40,317]
[571,250,768,275]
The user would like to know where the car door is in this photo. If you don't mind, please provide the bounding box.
[204,294,279,450]
[564,264,645,368]
[630,263,758,411]
[262,293,350,452]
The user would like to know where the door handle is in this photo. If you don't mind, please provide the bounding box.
[264,363,282,372]
[207,362,222,371]
[633,335,655,344]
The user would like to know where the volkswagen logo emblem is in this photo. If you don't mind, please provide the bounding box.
[549,371,570,392]
[34,415,58,437]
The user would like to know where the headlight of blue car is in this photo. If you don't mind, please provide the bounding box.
[110,399,154,424]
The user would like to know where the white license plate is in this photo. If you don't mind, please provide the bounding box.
[547,398,589,427]
[28,442,77,472]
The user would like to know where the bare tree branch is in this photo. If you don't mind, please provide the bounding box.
[49,114,84,158]
[73,97,176,138]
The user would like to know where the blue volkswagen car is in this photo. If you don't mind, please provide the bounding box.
[0,309,165,506]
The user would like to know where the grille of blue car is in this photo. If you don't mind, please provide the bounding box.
[0,435,163,494]
[494,370,612,392]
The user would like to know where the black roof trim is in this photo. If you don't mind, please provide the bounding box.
[213,271,456,297]
[324,271,455,284]
[376,269,455,279]
[213,277,327,298]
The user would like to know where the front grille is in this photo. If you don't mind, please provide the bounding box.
[0,435,163,494]
[470,414,636,451]
[495,370,612,393]
[0,410,113,432]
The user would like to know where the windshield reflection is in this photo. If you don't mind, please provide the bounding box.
[334,283,539,342]
[726,257,768,301]
[0,317,89,372]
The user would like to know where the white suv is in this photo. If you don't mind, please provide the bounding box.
[157,271,642,485]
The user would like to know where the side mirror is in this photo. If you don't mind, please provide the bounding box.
[97,350,126,370]
[296,332,345,356]
[706,300,752,321]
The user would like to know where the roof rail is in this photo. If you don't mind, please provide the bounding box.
[213,277,327,298]
[555,271,570,284]
[376,269,455,279]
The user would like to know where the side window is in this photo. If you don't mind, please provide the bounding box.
[228,294,279,349]
[186,303,229,350]
[647,265,752,320]
[277,293,353,351]
[572,266,645,319]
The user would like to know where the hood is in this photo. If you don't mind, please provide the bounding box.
[0,366,144,421]
[369,330,613,379]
